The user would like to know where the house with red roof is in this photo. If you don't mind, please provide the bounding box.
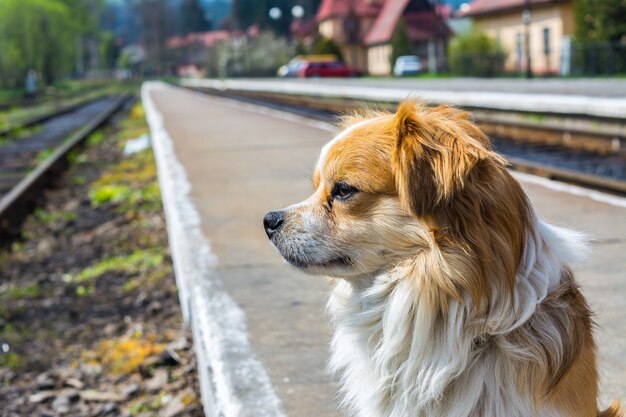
[167,31,233,77]
[457,0,574,74]
[316,0,451,75]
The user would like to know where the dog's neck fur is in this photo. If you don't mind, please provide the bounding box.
[327,216,589,417]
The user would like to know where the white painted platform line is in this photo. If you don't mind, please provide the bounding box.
[181,78,626,119]
[142,81,286,417]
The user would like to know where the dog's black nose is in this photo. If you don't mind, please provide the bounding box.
[263,211,284,238]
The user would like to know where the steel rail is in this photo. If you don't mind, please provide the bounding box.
[0,95,130,243]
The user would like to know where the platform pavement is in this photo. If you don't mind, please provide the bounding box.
[144,82,626,417]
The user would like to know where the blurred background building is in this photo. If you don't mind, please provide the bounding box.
[316,0,451,75]
[457,0,575,75]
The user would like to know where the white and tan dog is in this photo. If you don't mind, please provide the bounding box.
[263,101,622,417]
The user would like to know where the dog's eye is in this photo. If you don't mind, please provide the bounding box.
[332,182,358,200]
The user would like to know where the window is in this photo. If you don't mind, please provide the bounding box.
[543,27,551,54]
[516,32,523,59]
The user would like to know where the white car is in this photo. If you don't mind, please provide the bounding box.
[393,55,423,77]
[277,59,304,78]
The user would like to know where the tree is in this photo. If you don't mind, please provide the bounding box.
[242,31,289,76]
[575,0,626,42]
[448,31,506,77]
[138,0,174,76]
[57,0,104,75]
[294,40,309,56]
[573,0,626,75]
[57,0,103,36]
[312,36,343,60]
[180,0,208,35]
[100,32,120,71]
[0,0,77,87]
[389,19,413,67]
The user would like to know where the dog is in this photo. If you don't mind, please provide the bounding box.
[263,100,622,417]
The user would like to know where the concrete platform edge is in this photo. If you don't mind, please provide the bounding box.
[141,81,286,417]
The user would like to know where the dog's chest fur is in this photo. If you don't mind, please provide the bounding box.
[326,222,589,417]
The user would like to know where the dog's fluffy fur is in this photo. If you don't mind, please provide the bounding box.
[265,101,622,417]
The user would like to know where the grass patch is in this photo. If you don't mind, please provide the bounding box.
[72,249,164,284]
[0,324,29,369]
[86,131,105,147]
[139,181,162,209]
[75,285,95,297]
[89,184,134,207]
[34,148,54,164]
[0,352,22,369]
[128,104,145,121]
[0,124,43,145]
[89,181,161,211]
[0,88,23,104]
[71,175,88,185]
[72,249,164,296]
[122,278,142,293]
[96,152,157,186]
[142,181,161,200]
[1,283,40,300]
[116,103,149,144]
[34,208,77,225]
[89,105,161,213]
[67,148,88,164]
[122,266,168,293]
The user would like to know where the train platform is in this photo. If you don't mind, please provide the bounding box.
[181,78,626,119]
[142,81,626,417]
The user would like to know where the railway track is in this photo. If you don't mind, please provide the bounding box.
[0,83,110,112]
[0,95,130,243]
[0,90,117,138]
[187,86,626,196]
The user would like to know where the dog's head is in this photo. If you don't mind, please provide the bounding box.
[264,101,529,288]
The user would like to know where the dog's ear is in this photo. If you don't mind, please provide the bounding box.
[392,100,488,217]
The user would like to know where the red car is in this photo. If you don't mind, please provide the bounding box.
[297,60,355,78]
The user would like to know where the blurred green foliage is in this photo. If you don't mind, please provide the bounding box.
[89,184,134,208]
[575,0,626,42]
[0,0,102,88]
[100,32,121,71]
[312,36,344,61]
[448,31,506,77]
[73,249,164,284]
[390,19,413,67]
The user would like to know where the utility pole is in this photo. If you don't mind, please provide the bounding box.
[344,0,360,69]
[522,0,533,78]
[431,0,440,74]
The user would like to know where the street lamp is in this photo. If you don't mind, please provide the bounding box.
[269,7,282,21]
[343,0,359,69]
[291,5,305,19]
[522,0,533,78]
